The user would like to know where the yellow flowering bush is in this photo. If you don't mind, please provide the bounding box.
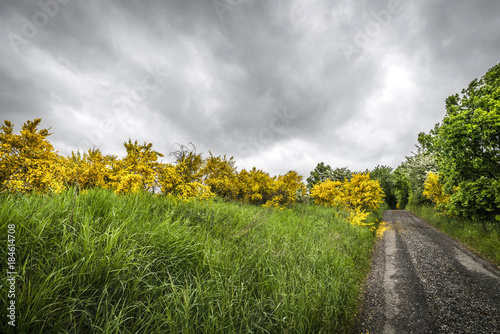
[1,119,306,208]
[112,140,164,194]
[158,163,214,200]
[64,149,115,189]
[423,172,450,212]
[311,173,384,228]
[342,173,384,212]
[0,119,65,193]
[309,180,343,207]
[201,153,239,199]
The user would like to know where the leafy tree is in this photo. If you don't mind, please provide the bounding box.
[306,163,351,191]
[370,165,397,209]
[306,162,334,191]
[393,165,410,209]
[397,152,438,206]
[433,63,500,221]
[331,166,352,182]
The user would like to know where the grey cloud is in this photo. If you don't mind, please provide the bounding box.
[1,0,499,177]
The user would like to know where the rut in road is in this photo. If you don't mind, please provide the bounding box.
[354,210,500,334]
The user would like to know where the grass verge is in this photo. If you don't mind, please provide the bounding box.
[1,189,375,333]
[407,203,500,267]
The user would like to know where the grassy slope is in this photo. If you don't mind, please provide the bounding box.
[407,204,500,267]
[1,189,375,333]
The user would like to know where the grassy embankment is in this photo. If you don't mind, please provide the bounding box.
[1,189,376,333]
[407,204,500,267]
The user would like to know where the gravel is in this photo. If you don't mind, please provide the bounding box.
[353,210,500,334]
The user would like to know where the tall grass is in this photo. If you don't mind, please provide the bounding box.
[407,204,500,267]
[1,189,375,333]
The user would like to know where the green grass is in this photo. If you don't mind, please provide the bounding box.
[1,189,375,333]
[407,204,500,267]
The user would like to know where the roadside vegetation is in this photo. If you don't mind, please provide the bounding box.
[407,204,500,267]
[395,62,500,266]
[0,116,388,333]
[1,188,375,333]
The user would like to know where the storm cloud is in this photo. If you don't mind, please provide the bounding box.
[1,0,499,177]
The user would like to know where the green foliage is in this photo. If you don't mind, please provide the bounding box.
[395,152,438,207]
[306,162,333,191]
[407,203,500,267]
[393,165,410,209]
[0,189,375,333]
[432,62,500,221]
[370,165,397,209]
[330,166,353,182]
[306,163,351,191]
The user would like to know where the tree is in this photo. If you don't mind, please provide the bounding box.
[393,165,410,209]
[397,152,438,206]
[306,163,351,191]
[434,63,500,221]
[370,165,397,209]
[306,162,334,191]
[331,166,352,182]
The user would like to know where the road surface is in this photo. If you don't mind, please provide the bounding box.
[353,210,500,333]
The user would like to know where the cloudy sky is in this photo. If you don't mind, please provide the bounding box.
[1,0,499,177]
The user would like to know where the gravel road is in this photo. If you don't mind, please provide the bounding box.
[353,210,500,334]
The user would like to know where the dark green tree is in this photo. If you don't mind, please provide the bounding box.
[306,163,352,191]
[331,166,352,182]
[434,63,500,222]
[370,165,397,209]
[306,162,333,191]
[393,165,410,209]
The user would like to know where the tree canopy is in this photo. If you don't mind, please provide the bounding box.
[426,63,500,221]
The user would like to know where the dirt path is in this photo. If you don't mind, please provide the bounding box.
[353,210,500,333]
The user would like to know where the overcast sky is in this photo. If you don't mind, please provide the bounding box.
[1,0,499,177]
